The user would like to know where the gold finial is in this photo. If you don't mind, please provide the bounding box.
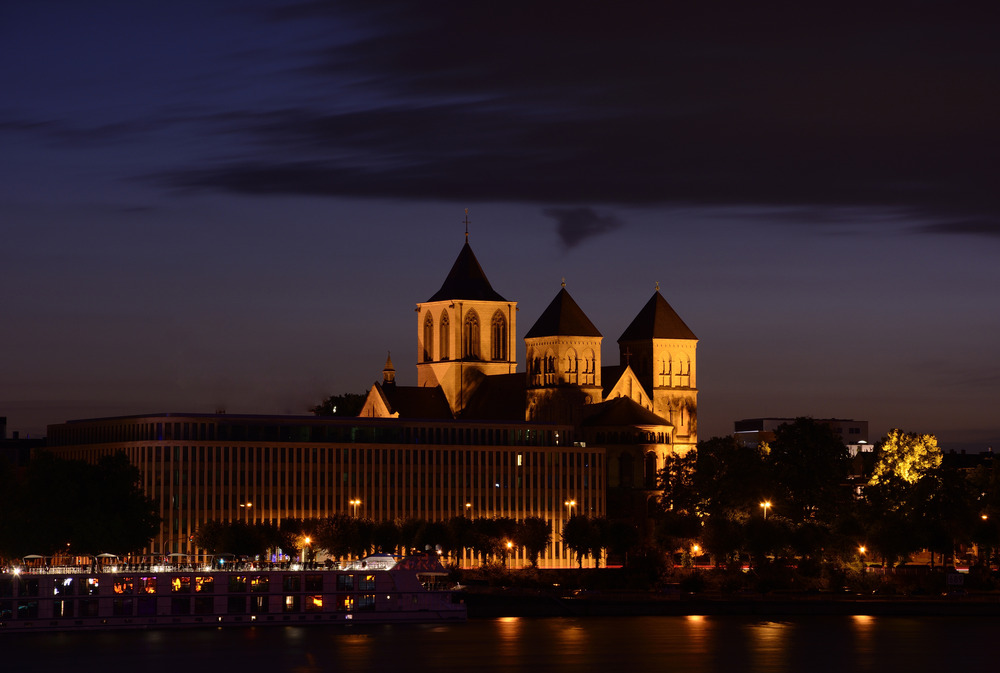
[655,281,660,292]
[464,208,470,240]
[561,277,566,288]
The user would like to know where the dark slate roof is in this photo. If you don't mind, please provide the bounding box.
[582,396,672,428]
[525,287,602,339]
[383,385,453,419]
[458,373,526,421]
[618,291,697,342]
[427,240,507,302]
[600,364,626,399]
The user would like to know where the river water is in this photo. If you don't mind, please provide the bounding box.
[6,615,995,672]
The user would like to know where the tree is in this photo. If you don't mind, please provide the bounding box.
[562,515,599,568]
[516,517,552,568]
[5,451,160,556]
[765,418,851,524]
[310,392,368,416]
[869,429,942,486]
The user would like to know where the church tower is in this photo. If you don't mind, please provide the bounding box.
[524,283,603,426]
[416,233,517,416]
[617,286,698,453]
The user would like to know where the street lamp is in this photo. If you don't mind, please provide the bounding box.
[465,503,472,516]
[350,499,362,517]
[760,501,771,520]
[302,536,311,564]
[506,540,514,569]
[564,499,577,515]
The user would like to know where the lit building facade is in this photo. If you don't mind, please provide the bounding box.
[47,414,602,568]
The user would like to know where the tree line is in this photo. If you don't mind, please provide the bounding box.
[0,452,160,559]
[656,419,1000,570]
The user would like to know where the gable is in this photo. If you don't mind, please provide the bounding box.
[604,366,653,411]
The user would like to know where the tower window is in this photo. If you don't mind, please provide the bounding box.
[439,312,450,360]
[491,311,507,361]
[464,311,480,359]
[423,313,434,362]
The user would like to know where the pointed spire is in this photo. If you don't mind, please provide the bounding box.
[463,208,470,242]
[525,285,602,338]
[427,237,507,302]
[618,291,697,342]
[383,351,396,387]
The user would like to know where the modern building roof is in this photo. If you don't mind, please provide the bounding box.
[427,239,507,302]
[618,290,697,342]
[525,287,602,339]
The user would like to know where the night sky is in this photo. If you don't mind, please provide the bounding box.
[2,2,998,450]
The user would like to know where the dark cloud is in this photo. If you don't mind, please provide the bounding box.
[544,208,624,249]
[912,219,1000,237]
[152,2,1000,235]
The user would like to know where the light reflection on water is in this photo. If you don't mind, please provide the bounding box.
[6,615,1000,673]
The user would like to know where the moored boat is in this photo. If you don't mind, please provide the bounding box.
[0,552,466,632]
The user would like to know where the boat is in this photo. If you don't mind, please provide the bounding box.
[0,552,466,631]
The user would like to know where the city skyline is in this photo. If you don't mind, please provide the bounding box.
[2,2,997,450]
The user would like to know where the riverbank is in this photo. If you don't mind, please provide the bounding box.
[461,589,1000,618]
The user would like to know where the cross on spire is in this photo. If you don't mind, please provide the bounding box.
[623,346,632,366]
[463,208,471,241]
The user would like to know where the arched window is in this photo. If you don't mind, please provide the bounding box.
[543,350,556,385]
[491,311,507,360]
[439,312,450,360]
[530,356,542,385]
[644,452,658,489]
[582,349,596,385]
[423,313,434,362]
[464,311,480,359]
[565,348,578,384]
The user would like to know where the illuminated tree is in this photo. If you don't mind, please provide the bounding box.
[869,429,942,486]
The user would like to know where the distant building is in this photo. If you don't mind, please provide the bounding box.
[0,416,45,468]
[734,417,869,453]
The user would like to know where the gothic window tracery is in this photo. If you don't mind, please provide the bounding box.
[439,312,450,360]
[490,311,507,361]
[423,313,434,362]
[464,311,480,359]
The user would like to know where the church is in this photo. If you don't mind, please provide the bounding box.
[360,232,699,518]
[44,228,699,567]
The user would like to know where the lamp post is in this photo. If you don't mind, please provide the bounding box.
[350,499,362,517]
[760,501,771,520]
[240,501,253,523]
[564,499,577,515]
[506,540,513,570]
[302,536,311,564]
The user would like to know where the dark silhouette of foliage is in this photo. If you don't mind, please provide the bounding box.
[516,517,552,568]
[0,451,159,557]
[310,392,368,416]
